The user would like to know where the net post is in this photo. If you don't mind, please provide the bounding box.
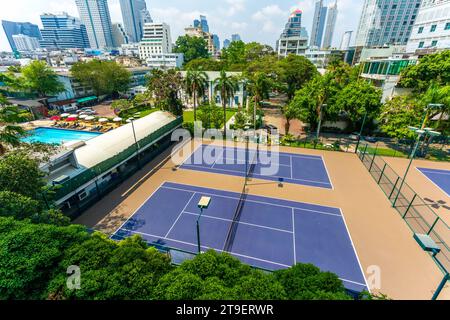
[402,194,417,219]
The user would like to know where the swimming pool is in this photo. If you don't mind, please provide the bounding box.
[22,127,102,144]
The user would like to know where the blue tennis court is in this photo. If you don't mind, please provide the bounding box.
[111,182,367,292]
[417,167,450,197]
[180,144,333,189]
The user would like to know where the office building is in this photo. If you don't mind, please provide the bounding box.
[355,0,422,47]
[276,9,309,57]
[119,0,148,43]
[322,1,338,48]
[310,0,328,47]
[213,34,220,51]
[231,34,241,42]
[139,22,172,60]
[406,0,450,52]
[145,53,184,70]
[340,31,353,50]
[141,9,153,25]
[39,13,90,49]
[223,39,231,49]
[75,0,115,49]
[112,23,129,47]
[2,20,41,51]
[12,34,41,52]
[194,15,209,33]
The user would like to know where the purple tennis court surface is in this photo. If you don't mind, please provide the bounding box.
[180,144,333,189]
[417,167,450,197]
[111,182,367,292]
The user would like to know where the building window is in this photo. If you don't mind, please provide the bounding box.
[445,23,450,30]
[418,41,424,48]
[418,26,424,33]
[430,25,437,32]
[431,40,438,47]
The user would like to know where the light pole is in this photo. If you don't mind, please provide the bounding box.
[197,196,211,254]
[392,127,441,207]
[355,112,367,153]
[316,104,326,139]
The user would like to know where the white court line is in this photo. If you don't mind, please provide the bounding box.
[165,193,197,238]
[162,185,342,217]
[181,163,332,187]
[338,207,371,293]
[289,155,293,179]
[116,227,366,287]
[210,147,224,169]
[415,167,450,197]
[183,211,293,234]
[291,208,296,263]
[320,155,334,191]
[214,156,291,168]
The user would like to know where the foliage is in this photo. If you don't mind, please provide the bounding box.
[19,60,65,98]
[146,69,184,116]
[221,40,246,69]
[71,60,131,97]
[46,234,172,300]
[196,102,224,129]
[184,58,225,71]
[399,50,450,92]
[185,70,209,121]
[111,99,132,113]
[214,70,239,135]
[0,100,28,155]
[0,217,88,299]
[233,111,249,130]
[173,35,210,65]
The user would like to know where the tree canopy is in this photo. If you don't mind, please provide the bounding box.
[19,60,65,98]
[174,35,210,65]
[146,69,183,116]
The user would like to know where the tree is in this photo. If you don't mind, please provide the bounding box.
[173,35,210,65]
[0,151,46,200]
[0,217,88,299]
[197,101,224,129]
[71,60,131,97]
[243,42,275,62]
[184,58,225,71]
[0,98,27,155]
[399,50,450,92]
[418,81,450,130]
[19,60,64,98]
[221,40,246,69]
[282,102,300,135]
[111,99,132,113]
[277,54,319,100]
[246,72,272,128]
[214,70,238,136]
[334,80,382,130]
[146,69,184,116]
[378,96,424,139]
[185,70,209,121]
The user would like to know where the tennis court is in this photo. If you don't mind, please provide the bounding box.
[417,167,450,197]
[111,181,367,292]
[180,144,333,189]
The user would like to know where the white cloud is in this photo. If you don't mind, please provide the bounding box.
[225,0,246,16]
[251,4,286,35]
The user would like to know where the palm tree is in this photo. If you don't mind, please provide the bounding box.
[214,70,238,136]
[247,72,271,130]
[185,70,208,122]
[419,81,449,129]
[0,96,27,156]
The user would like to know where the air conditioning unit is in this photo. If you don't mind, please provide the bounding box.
[78,190,88,201]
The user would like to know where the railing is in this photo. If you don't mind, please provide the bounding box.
[357,143,450,278]
[52,117,182,201]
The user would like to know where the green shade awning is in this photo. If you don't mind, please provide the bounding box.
[77,96,97,104]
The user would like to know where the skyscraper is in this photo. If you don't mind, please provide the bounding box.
[276,9,309,57]
[340,31,353,50]
[112,23,129,47]
[355,0,422,47]
[39,13,90,49]
[75,0,114,49]
[322,1,338,48]
[223,39,231,49]
[310,0,327,47]
[119,0,148,43]
[213,34,220,51]
[199,15,209,33]
[231,34,241,42]
[12,34,41,52]
[2,20,41,51]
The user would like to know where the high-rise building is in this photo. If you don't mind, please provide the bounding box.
[139,22,172,59]
[140,9,153,26]
[213,34,220,51]
[223,39,231,49]
[199,15,209,33]
[2,20,41,51]
[340,31,353,50]
[75,0,115,49]
[355,0,422,47]
[310,0,327,47]
[112,23,129,47]
[39,13,90,49]
[406,0,450,52]
[12,34,41,52]
[119,0,148,43]
[276,9,309,57]
[322,1,338,48]
[231,34,241,42]
[185,25,216,55]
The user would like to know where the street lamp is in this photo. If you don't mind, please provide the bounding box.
[392,127,440,207]
[196,196,211,254]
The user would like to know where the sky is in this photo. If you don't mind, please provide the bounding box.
[0,0,364,52]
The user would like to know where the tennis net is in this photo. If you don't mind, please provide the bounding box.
[222,139,258,252]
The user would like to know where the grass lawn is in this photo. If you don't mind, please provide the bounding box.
[183,109,237,125]
[119,106,159,119]
[364,147,408,158]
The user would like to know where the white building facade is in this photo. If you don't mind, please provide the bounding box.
[340,31,353,50]
[139,23,172,60]
[12,34,41,51]
[406,0,450,52]
[145,53,184,69]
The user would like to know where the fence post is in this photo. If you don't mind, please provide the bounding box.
[378,163,387,184]
[428,217,440,235]
[402,194,417,219]
[369,148,378,172]
[361,144,369,161]
[389,177,400,201]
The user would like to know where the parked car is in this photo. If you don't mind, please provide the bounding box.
[364,136,378,143]
[349,132,360,141]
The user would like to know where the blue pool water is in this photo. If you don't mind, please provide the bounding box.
[22,127,102,144]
